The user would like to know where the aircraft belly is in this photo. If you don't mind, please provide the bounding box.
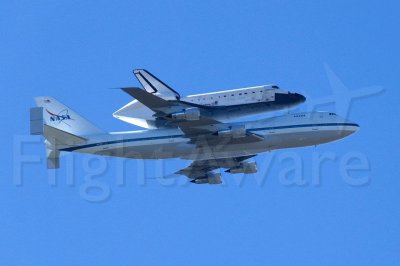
[89,138,192,159]
[179,126,352,160]
[265,127,353,149]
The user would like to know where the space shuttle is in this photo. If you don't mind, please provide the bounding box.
[113,69,306,128]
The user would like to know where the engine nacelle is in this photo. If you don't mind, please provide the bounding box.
[191,172,222,184]
[226,161,257,174]
[171,107,200,121]
[217,125,246,138]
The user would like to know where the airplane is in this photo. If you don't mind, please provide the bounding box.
[113,69,306,128]
[30,87,359,184]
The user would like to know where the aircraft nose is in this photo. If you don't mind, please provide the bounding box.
[350,123,360,132]
[339,123,360,138]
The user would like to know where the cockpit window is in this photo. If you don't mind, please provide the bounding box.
[329,113,336,116]
[272,85,279,89]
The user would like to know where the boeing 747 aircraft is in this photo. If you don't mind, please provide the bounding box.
[113,69,306,128]
[30,85,359,184]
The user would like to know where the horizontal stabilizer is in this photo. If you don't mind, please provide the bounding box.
[43,125,87,146]
[30,107,44,135]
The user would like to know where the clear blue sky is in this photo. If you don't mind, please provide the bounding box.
[1,1,399,265]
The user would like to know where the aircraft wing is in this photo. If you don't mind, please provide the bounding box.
[176,155,257,184]
[121,87,264,143]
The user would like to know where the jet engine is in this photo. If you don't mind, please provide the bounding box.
[217,125,246,138]
[226,161,257,174]
[191,172,222,184]
[170,107,200,121]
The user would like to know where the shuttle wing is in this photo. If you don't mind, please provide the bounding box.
[121,87,219,134]
[121,87,264,144]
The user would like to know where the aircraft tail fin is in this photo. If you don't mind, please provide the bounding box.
[37,124,88,169]
[133,69,181,100]
[32,97,103,136]
[30,97,104,168]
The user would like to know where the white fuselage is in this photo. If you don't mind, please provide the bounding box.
[183,85,277,106]
[60,112,359,161]
[113,85,305,128]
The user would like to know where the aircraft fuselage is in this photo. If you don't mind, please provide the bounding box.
[60,112,359,161]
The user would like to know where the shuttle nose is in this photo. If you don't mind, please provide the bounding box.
[294,93,306,103]
[288,92,306,105]
[275,92,306,107]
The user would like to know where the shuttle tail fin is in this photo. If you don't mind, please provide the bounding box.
[133,69,181,100]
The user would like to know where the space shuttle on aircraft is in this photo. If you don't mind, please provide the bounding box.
[113,69,306,128]
[30,69,359,185]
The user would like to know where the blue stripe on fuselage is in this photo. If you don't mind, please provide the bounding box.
[59,123,358,152]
